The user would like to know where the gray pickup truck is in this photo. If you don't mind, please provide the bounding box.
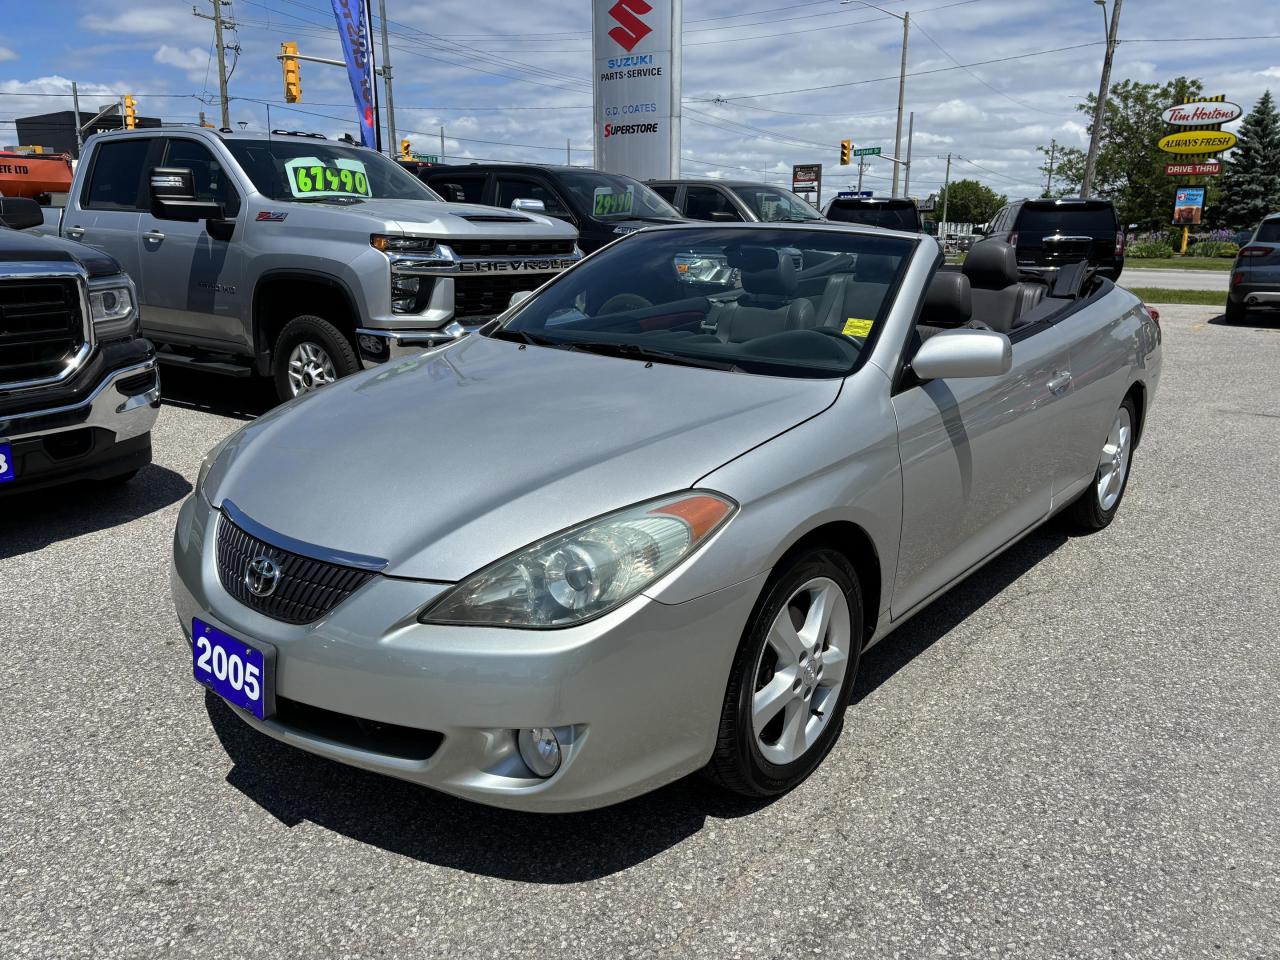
[42,127,581,401]
[0,196,159,496]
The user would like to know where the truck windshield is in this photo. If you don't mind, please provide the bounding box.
[731,186,823,222]
[225,140,442,202]
[556,171,681,221]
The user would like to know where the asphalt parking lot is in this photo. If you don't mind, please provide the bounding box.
[2,303,1278,959]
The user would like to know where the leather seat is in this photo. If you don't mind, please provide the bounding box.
[712,247,815,342]
[916,271,972,342]
[962,240,1046,333]
[814,253,899,329]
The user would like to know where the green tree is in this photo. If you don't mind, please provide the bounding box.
[1037,76,1205,228]
[936,178,1006,224]
[1219,90,1280,230]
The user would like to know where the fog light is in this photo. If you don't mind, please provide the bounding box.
[517,727,562,778]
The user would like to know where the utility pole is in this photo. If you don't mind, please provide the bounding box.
[1045,138,1057,196]
[1081,0,1122,198]
[892,12,909,198]
[939,152,952,233]
[376,0,397,157]
[193,0,235,129]
[440,126,446,161]
[904,110,914,198]
[856,159,865,194]
[71,81,83,157]
[567,139,571,164]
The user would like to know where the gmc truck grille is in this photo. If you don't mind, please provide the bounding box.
[0,278,84,385]
[453,273,560,319]
[447,238,576,257]
[215,512,376,625]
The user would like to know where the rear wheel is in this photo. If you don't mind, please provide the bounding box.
[1066,397,1136,532]
[1224,298,1246,324]
[704,549,863,798]
[272,315,360,402]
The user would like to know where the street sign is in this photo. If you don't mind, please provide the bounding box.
[1165,161,1221,176]
[792,163,822,205]
[851,146,881,157]
[410,153,439,163]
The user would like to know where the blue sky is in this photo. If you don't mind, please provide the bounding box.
[3,0,1280,200]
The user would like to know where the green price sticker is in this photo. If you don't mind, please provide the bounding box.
[593,186,635,217]
[285,157,371,198]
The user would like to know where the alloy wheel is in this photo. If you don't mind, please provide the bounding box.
[751,576,852,766]
[1096,406,1133,512]
[286,341,338,396]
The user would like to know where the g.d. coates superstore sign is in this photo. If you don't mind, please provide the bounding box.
[593,0,682,181]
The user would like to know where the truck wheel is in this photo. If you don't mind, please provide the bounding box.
[272,315,360,402]
[1224,299,1246,324]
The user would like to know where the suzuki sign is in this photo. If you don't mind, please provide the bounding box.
[593,0,682,180]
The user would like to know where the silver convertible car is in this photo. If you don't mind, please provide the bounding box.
[172,224,1161,812]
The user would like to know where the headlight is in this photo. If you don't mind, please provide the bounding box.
[371,234,437,253]
[421,491,736,628]
[88,278,137,339]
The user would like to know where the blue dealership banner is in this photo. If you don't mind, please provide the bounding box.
[330,0,377,148]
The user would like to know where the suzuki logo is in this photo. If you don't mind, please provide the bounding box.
[607,0,652,52]
[244,555,282,598]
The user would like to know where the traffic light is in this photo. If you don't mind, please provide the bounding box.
[400,139,411,159]
[123,95,137,130]
[281,41,301,103]
[840,139,851,166]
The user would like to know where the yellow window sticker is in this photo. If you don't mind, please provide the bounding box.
[842,317,874,338]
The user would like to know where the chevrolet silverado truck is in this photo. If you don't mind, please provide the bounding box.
[0,196,159,496]
[43,128,581,402]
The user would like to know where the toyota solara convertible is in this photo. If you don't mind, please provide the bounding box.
[173,224,1161,812]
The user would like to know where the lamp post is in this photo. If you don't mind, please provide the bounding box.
[1081,0,1123,198]
[841,0,909,198]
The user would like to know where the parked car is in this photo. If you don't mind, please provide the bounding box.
[982,198,1124,281]
[1225,213,1280,323]
[822,196,922,232]
[38,129,580,402]
[173,223,1161,812]
[0,196,159,496]
[421,164,684,254]
[648,179,824,223]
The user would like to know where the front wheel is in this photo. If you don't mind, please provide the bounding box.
[1066,397,1137,532]
[272,315,360,403]
[704,548,863,798]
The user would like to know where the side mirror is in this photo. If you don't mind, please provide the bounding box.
[439,184,467,203]
[511,197,546,213]
[971,225,987,236]
[0,196,44,231]
[508,290,534,308]
[149,167,223,222]
[708,210,739,222]
[911,328,1012,380]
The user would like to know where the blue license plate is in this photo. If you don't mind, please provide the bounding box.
[192,618,271,719]
[0,441,14,483]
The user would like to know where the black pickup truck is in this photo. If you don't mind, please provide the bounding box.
[0,197,159,497]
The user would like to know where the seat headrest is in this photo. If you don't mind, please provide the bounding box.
[921,271,972,328]
[733,247,798,299]
[963,240,1019,289]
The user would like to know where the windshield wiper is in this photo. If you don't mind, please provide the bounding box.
[563,340,740,372]
[489,328,563,347]
[286,195,365,205]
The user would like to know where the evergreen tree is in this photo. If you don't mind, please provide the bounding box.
[1219,91,1280,230]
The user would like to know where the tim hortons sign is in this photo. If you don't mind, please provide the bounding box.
[1161,100,1243,127]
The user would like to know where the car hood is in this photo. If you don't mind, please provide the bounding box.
[352,198,578,240]
[205,335,839,581]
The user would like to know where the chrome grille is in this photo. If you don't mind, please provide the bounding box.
[0,278,84,385]
[446,238,575,257]
[215,512,376,625]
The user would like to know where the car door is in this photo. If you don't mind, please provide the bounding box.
[137,137,247,347]
[889,318,1076,617]
[492,174,576,226]
[427,172,488,205]
[682,185,744,222]
[64,136,159,289]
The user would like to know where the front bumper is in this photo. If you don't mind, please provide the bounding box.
[171,494,766,812]
[355,323,478,367]
[0,359,160,495]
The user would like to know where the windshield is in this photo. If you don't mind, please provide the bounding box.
[225,140,442,202]
[1017,203,1116,237]
[732,185,823,222]
[1254,220,1280,243]
[825,201,920,231]
[490,227,915,379]
[556,170,682,221]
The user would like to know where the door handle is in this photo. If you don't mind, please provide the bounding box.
[65,226,85,240]
[144,230,165,241]
[1047,371,1073,395]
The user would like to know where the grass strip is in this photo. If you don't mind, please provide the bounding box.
[1125,287,1227,306]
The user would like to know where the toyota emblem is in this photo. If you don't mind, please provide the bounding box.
[244,555,282,598]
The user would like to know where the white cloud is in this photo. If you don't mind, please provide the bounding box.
[0,46,16,63]
[1261,67,1280,79]
[154,45,207,72]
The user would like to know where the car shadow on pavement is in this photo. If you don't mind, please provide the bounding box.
[0,465,190,561]
[159,366,277,421]
[207,527,1067,883]
[1207,311,1280,329]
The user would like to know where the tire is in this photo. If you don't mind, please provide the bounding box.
[272,314,360,403]
[1224,298,1246,324]
[704,548,864,799]
[1066,397,1137,533]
